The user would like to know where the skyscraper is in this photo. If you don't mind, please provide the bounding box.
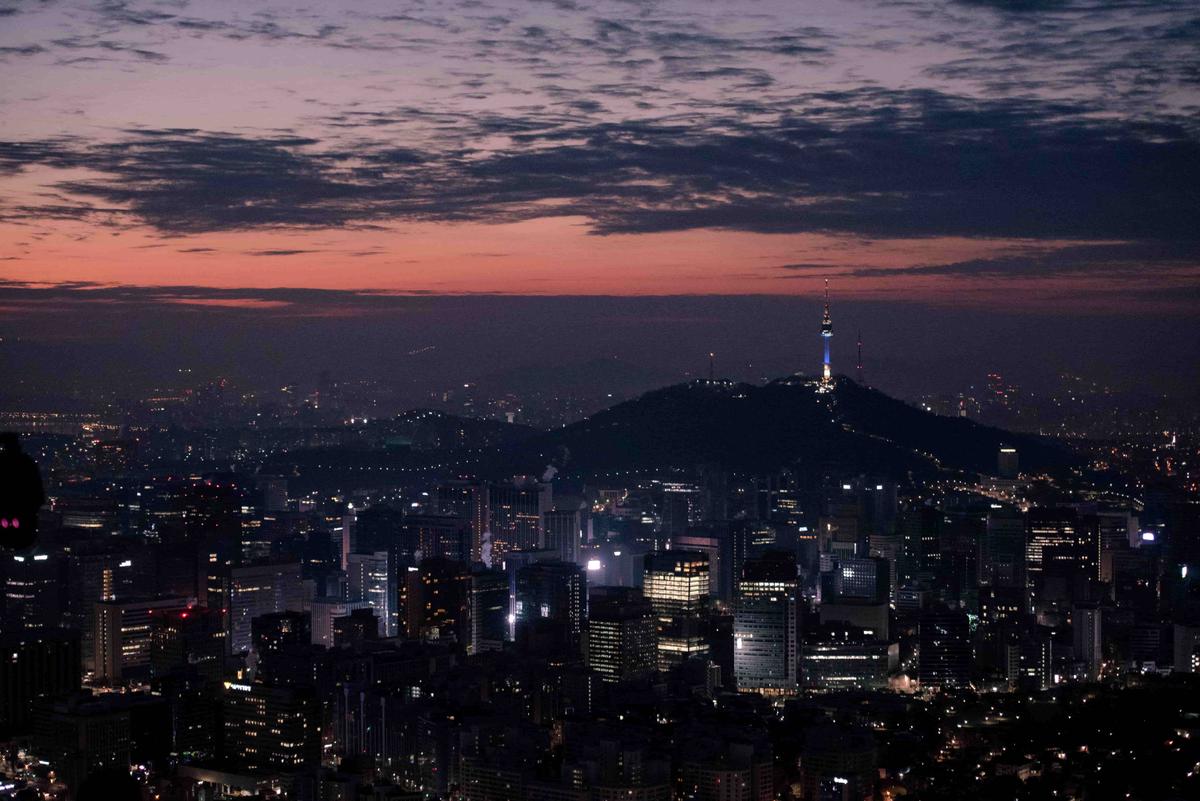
[515,560,587,652]
[484,479,552,562]
[917,607,971,690]
[310,597,370,648]
[643,551,709,621]
[1073,602,1102,680]
[148,606,226,685]
[468,567,510,654]
[221,680,320,772]
[399,557,471,642]
[346,550,395,637]
[94,597,190,684]
[587,587,657,684]
[543,507,584,564]
[4,552,62,632]
[212,561,305,655]
[644,551,710,670]
[801,625,897,691]
[734,552,799,695]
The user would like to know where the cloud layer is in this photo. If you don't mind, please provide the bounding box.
[0,0,1197,303]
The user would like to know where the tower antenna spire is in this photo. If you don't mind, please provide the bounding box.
[856,328,863,385]
[820,280,833,391]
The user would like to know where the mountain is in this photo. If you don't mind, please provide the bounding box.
[494,375,1071,480]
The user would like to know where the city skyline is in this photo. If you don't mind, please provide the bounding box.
[0,5,1198,799]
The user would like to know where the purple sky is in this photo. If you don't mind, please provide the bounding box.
[0,1,1197,397]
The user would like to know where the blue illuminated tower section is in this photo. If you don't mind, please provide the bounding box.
[820,279,833,390]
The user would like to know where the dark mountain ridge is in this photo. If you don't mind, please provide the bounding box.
[496,375,1071,480]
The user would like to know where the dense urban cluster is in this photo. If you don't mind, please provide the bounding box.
[0,351,1197,801]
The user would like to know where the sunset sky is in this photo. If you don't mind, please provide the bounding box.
[1,0,1197,313]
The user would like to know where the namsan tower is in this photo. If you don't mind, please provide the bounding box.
[820,279,833,391]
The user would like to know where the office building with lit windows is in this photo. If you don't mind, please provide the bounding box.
[94,596,190,683]
[643,551,709,620]
[346,550,395,637]
[1025,508,1101,584]
[207,561,304,655]
[734,552,799,695]
[515,560,587,652]
[587,588,657,683]
[644,551,710,670]
[468,567,509,654]
[801,625,897,691]
[918,607,971,690]
[222,680,320,772]
[3,552,62,632]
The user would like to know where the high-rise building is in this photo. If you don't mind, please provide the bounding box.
[734,552,799,695]
[459,479,553,563]
[210,561,305,655]
[346,550,395,637]
[222,680,320,772]
[1026,508,1101,584]
[672,522,750,602]
[1003,626,1053,690]
[801,625,897,691]
[660,483,701,540]
[983,507,1027,591]
[997,446,1019,478]
[644,551,710,670]
[402,514,473,563]
[829,556,890,604]
[400,557,471,642]
[310,597,370,648]
[515,560,587,652]
[898,506,941,585]
[64,540,155,673]
[468,567,509,654]
[917,607,971,690]
[677,727,774,801]
[148,606,226,684]
[337,506,356,571]
[543,507,584,564]
[1072,602,1102,680]
[4,551,63,631]
[643,551,709,621]
[94,596,190,683]
[587,588,657,683]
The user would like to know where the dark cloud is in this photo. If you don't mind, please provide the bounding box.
[49,35,169,62]
[246,249,319,257]
[955,0,1071,10]
[0,44,46,56]
[777,241,1200,279]
[0,281,503,312]
[1,88,1198,249]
